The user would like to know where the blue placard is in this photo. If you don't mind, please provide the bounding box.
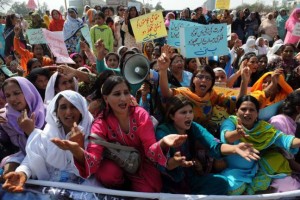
[167,20,201,47]
[180,23,228,58]
[0,24,5,57]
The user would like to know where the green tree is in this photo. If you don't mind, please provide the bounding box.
[155,2,164,11]
[38,2,49,15]
[234,2,273,13]
[8,2,32,17]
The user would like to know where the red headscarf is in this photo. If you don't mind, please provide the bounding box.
[49,9,65,31]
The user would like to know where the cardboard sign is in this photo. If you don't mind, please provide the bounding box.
[128,2,141,12]
[215,0,230,10]
[167,20,201,47]
[81,25,93,52]
[42,30,75,64]
[180,24,228,58]
[130,11,167,43]
[292,23,300,37]
[27,28,46,44]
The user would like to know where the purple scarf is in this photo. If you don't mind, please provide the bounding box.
[4,77,45,135]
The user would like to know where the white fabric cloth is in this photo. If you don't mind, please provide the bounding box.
[63,13,83,41]
[255,37,268,55]
[242,38,258,55]
[267,43,283,64]
[16,90,94,180]
[44,72,79,105]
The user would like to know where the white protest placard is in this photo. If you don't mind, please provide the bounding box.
[180,24,228,58]
[128,2,141,12]
[292,23,300,36]
[27,28,46,44]
[227,25,231,41]
[167,20,201,47]
[42,30,75,64]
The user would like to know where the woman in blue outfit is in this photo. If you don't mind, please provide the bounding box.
[155,95,259,195]
[220,95,300,195]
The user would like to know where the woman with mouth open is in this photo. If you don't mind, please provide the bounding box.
[46,75,190,192]
[155,95,260,195]
[158,45,250,133]
[220,95,300,195]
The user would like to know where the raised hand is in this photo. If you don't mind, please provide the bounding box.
[157,45,172,71]
[162,134,188,148]
[2,172,27,192]
[271,68,284,85]
[167,151,194,170]
[235,142,260,162]
[95,39,106,60]
[236,118,248,138]
[241,61,251,84]
[57,65,76,77]
[17,109,35,136]
[51,137,79,151]
[80,41,89,51]
[69,122,84,148]
[0,110,7,123]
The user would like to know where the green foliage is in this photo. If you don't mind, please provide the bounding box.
[155,2,164,11]
[8,2,32,16]
[234,2,274,13]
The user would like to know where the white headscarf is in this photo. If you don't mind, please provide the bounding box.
[242,38,258,55]
[25,90,93,180]
[63,7,84,41]
[255,37,268,55]
[267,43,283,64]
[44,72,79,105]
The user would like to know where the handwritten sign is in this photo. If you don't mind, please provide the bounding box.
[130,10,167,43]
[180,24,228,58]
[215,0,230,9]
[27,29,46,44]
[42,30,75,64]
[292,23,300,36]
[81,25,93,52]
[167,20,201,47]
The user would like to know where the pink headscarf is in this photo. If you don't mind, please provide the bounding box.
[285,8,300,29]
[165,12,175,28]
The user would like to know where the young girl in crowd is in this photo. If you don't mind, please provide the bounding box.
[0,77,45,175]
[90,12,114,53]
[44,72,78,105]
[52,76,188,192]
[26,68,51,101]
[156,95,259,195]
[3,90,94,194]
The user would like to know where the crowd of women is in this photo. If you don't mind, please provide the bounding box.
[0,3,300,198]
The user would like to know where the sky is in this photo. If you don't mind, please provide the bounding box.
[11,0,274,12]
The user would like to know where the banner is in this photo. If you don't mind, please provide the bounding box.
[26,28,46,44]
[215,0,230,10]
[42,29,75,64]
[167,20,201,47]
[180,24,228,58]
[130,11,167,43]
[81,25,93,52]
[0,24,5,57]
[128,2,141,12]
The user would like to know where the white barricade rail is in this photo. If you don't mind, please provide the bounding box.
[26,179,300,200]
